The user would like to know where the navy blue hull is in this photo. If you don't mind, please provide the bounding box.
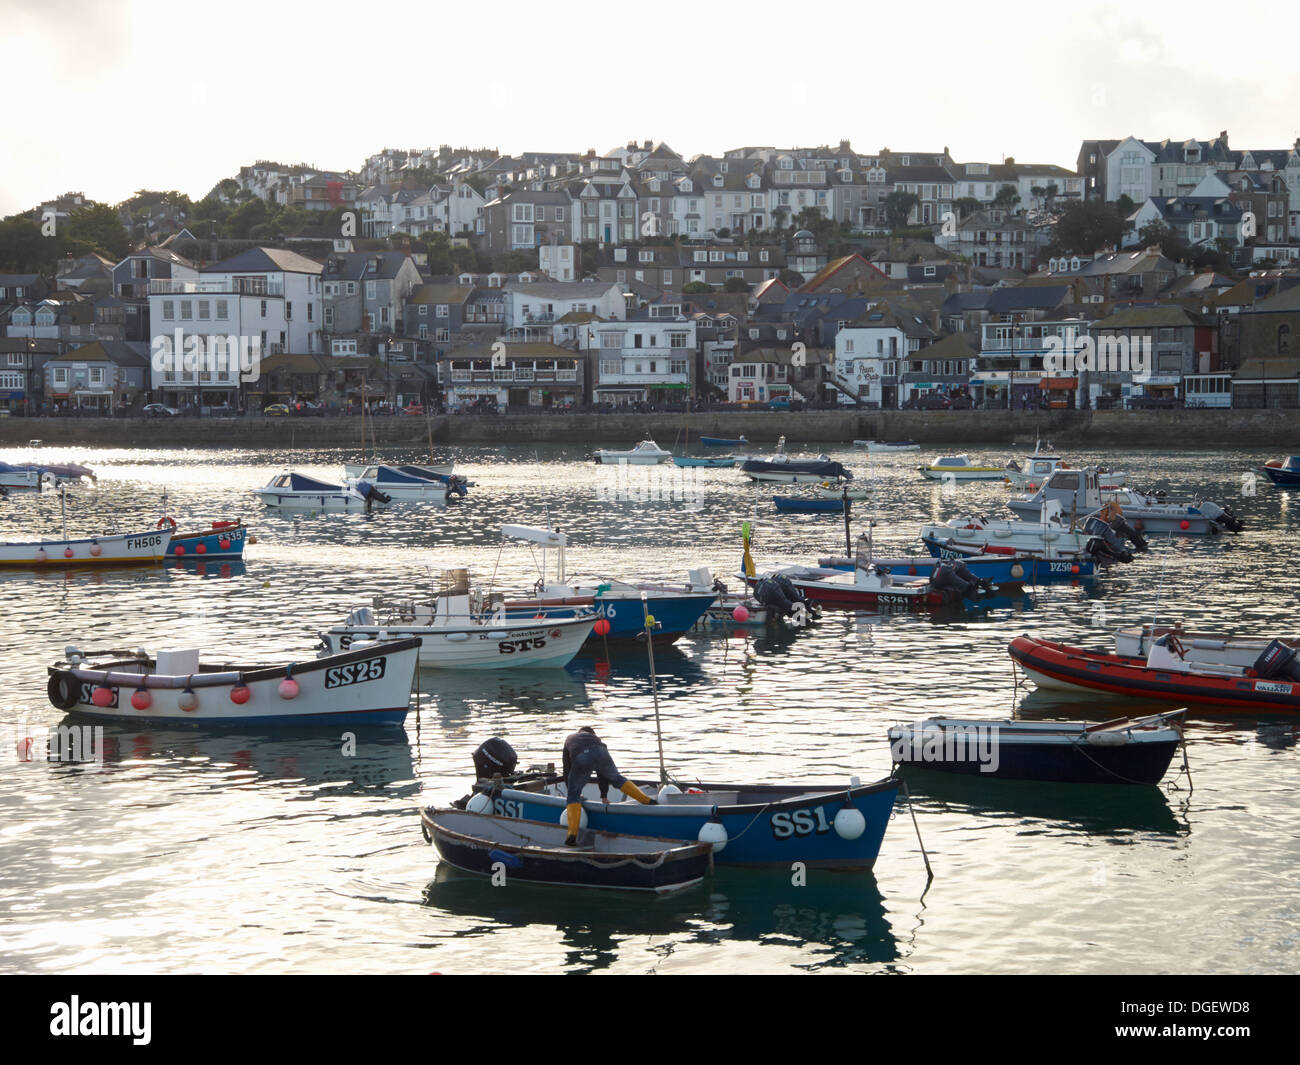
[895,741,1178,785]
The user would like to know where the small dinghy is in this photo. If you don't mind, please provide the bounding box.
[255,472,391,511]
[163,518,247,559]
[918,454,1005,481]
[888,711,1185,785]
[672,455,736,468]
[594,440,672,465]
[420,808,713,894]
[1010,628,1300,714]
[700,435,747,447]
[47,638,421,725]
[1260,456,1300,486]
[854,439,919,452]
[685,568,769,627]
[772,495,845,513]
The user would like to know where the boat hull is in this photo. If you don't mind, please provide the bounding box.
[0,528,171,567]
[479,778,900,868]
[822,552,1030,585]
[922,536,1095,579]
[320,617,593,669]
[1007,498,1215,535]
[48,639,420,724]
[744,571,940,610]
[773,496,844,513]
[920,467,1005,480]
[1008,635,1300,713]
[166,521,247,559]
[516,591,717,644]
[422,810,712,893]
[1261,465,1300,486]
[888,720,1180,785]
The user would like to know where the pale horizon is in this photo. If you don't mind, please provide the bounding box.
[5,0,1300,216]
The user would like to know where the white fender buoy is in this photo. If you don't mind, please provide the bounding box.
[834,807,866,840]
[558,806,588,829]
[178,687,199,712]
[467,792,493,814]
[658,783,682,800]
[698,820,728,853]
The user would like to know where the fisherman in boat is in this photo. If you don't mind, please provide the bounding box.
[562,726,656,846]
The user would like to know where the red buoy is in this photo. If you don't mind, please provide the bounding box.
[92,686,114,707]
[230,683,251,705]
[196,543,207,555]
[64,547,74,558]
[131,688,152,710]
[593,618,611,636]
[1180,519,1190,531]
[175,544,186,556]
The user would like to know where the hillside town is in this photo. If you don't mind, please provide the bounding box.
[4,133,1300,417]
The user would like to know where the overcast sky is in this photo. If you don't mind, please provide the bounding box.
[5,0,1299,217]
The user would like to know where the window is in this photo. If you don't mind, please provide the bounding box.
[260,300,268,317]
[216,299,228,319]
[436,304,448,318]
[162,300,174,320]
[181,301,192,320]
[366,281,376,300]
[89,367,104,385]
[555,207,565,222]
[1280,324,1291,354]
[419,304,428,317]
[198,300,210,320]
[53,367,68,385]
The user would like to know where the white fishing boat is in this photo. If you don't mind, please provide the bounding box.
[921,501,1098,557]
[1007,467,1243,535]
[46,638,421,725]
[0,528,171,567]
[1003,442,1128,490]
[318,569,596,669]
[919,454,1006,481]
[594,439,672,465]
[854,440,920,452]
[255,472,391,511]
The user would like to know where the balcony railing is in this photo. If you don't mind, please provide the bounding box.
[150,278,284,297]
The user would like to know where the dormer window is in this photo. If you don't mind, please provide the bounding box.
[713,175,723,186]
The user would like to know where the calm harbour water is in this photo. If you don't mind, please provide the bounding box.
[1,438,1296,975]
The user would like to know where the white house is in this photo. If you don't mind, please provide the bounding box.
[590,316,696,405]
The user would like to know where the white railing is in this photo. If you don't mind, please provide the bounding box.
[150,278,284,297]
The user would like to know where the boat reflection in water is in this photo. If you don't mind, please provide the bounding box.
[422,864,900,973]
[165,558,249,581]
[64,720,418,796]
[417,667,593,726]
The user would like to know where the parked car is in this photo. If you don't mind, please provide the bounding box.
[903,393,952,410]
[1126,395,1182,409]
[262,403,291,417]
[766,397,804,411]
[292,401,325,416]
[143,403,179,418]
[401,403,425,416]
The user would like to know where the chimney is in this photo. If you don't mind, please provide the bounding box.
[643,140,652,151]
[1219,130,1229,146]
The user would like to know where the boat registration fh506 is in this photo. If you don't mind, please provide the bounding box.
[324,655,387,688]
[126,533,165,550]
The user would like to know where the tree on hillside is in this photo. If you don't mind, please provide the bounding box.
[1048,200,1127,254]
[953,196,981,220]
[993,184,1021,211]
[0,215,59,273]
[884,191,919,229]
[722,276,750,293]
[778,268,805,287]
[66,203,129,259]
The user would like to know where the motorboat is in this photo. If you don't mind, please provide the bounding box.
[672,455,737,468]
[419,809,713,894]
[461,738,901,869]
[887,711,1184,784]
[1,528,171,567]
[499,525,717,643]
[854,440,920,452]
[1260,456,1300,486]
[318,568,595,669]
[345,464,467,501]
[1001,441,1127,491]
[163,519,247,559]
[46,638,421,725]
[1007,467,1243,535]
[918,454,1006,481]
[255,472,390,511]
[1009,627,1300,713]
[344,461,453,479]
[738,437,851,484]
[594,440,672,465]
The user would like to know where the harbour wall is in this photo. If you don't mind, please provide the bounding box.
[0,409,1294,449]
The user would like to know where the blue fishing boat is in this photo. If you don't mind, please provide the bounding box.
[1261,456,1300,486]
[700,435,746,447]
[921,534,1095,579]
[470,776,900,869]
[673,455,735,468]
[420,809,713,893]
[163,519,247,559]
[500,525,717,643]
[819,551,1028,586]
[773,496,844,514]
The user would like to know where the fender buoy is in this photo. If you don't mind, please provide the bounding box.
[47,671,80,710]
[157,517,177,531]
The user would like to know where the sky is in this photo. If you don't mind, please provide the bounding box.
[4,0,1300,217]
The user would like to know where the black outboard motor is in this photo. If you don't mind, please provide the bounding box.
[771,572,805,607]
[472,737,519,780]
[1252,640,1300,682]
[929,561,976,604]
[1084,535,1134,566]
[753,577,795,618]
[1109,513,1149,552]
[1083,515,1134,562]
[951,559,996,596]
[1199,500,1244,533]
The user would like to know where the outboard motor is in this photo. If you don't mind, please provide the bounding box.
[1083,515,1134,561]
[929,561,976,604]
[753,577,795,618]
[473,737,519,781]
[772,572,806,607]
[1109,513,1149,552]
[1084,534,1133,566]
[952,559,996,595]
[1252,640,1300,682]
[1198,500,1244,533]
